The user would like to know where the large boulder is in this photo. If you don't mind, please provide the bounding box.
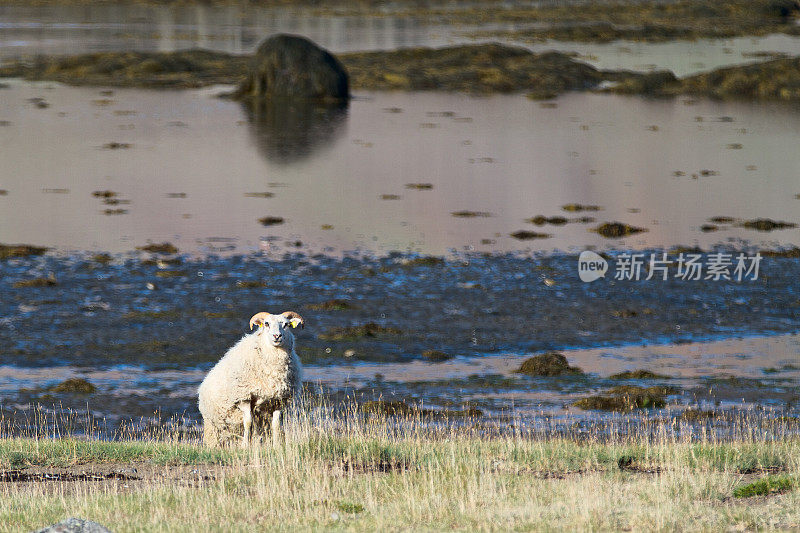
[236,34,349,101]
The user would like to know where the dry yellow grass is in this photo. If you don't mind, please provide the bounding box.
[0,403,798,531]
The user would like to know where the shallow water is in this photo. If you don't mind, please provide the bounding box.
[2,328,798,424]
[1,2,799,429]
[0,251,798,426]
[1,80,799,255]
[479,33,800,77]
[0,2,478,62]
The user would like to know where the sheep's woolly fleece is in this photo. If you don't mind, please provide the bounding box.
[198,311,304,446]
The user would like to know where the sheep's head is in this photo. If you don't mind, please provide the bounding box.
[249,311,304,349]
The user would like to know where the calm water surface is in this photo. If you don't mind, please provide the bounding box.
[0,3,798,428]
[1,81,799,255]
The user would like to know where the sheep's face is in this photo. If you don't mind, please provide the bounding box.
[250,311,304,350]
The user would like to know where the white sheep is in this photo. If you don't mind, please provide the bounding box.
[198,311,304,447]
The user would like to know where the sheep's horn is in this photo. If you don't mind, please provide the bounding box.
[282,311,305,329]
[249,312,271,330]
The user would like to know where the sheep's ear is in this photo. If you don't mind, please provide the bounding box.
[282,311,305,329]
[249,312,271,331]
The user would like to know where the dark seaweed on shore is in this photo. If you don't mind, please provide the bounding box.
[0,49,249,89]
[461,0,800,43]
[4,43,800,102]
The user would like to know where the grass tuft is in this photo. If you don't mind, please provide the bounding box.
[733,475,797,498]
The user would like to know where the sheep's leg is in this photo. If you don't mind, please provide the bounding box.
[239,401,253,449]
[253,409,267,445]
[271,409,282,447]
[252,400,268,445]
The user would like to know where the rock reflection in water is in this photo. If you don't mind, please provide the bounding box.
[243,100,348,165]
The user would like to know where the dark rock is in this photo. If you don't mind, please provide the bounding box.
[0,243,48,260]
[235,34,349,102]
[609,369,670,380]
[561,204,601,212]
[136,242,178,254]
[92,190,117,198]
[12,275,57,288]
[764,0,800,18]
[47,378,97,394]
[610,70,680,96]
[573,385,675,411]
[102,142,131,150]
[258,216,285,226]
[510,230,551,240]
[760,247,800,257]
[91,253,113,265]
[738,218,797,231]
[593,222,647,238]
[527,215,569,225]
[452,211,492,218]
[421,350,453,362]
[516,352,583,376]
[402,256,445,267]
[670,242,695,253]
[611,309,639,318]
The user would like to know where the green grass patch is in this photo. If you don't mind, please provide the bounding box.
[0,439,237,467]
[733,475,797,498]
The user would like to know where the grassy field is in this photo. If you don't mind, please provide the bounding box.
[0,407,798,532]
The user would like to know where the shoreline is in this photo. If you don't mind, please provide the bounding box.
[3,44,800,102]
[0,331,797,424]
[1,249,797,427]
